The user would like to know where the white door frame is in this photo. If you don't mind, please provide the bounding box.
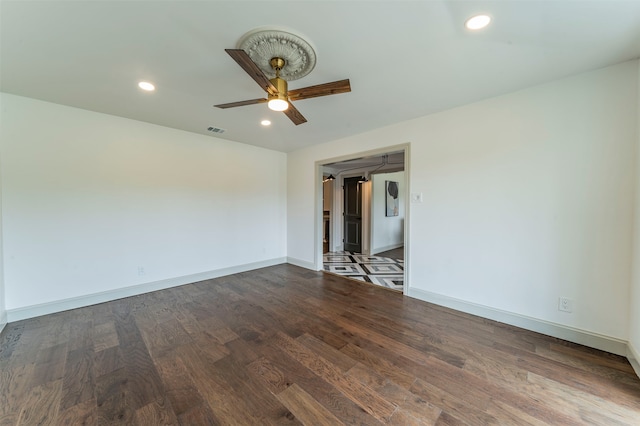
[314,143,411,295]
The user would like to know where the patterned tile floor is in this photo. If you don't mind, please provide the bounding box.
[323,251,404,291]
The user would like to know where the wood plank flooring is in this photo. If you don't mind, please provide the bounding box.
[1,264,639,425]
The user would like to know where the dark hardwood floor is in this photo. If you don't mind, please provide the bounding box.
[375,247,404,261]
[1,264,639,425]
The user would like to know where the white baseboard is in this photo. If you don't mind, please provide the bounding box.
[371,243,403,255]
[628,341,640,379]
[6,257,287,322]
[286,257,317,271]
[407,287,628,357]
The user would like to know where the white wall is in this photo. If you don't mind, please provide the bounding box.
[288,60,638,352]
[371,171,405,254]
[0,93,287,316]
[630,62,640,374]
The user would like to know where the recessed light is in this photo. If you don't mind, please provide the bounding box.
[138,81,155,91]
[465,14,491,30]
[261,120,271,126]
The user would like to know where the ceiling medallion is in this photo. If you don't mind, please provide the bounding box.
[237,27,316,81]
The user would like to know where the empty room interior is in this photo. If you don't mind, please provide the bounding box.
[1,1,640,424]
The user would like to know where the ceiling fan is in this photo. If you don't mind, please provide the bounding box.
[214,48,351,125]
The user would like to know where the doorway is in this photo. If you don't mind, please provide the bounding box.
[343,176,362,253]
[317,145,409,293]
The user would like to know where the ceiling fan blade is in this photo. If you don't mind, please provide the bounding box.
[288,79,351,102]
[225,49,277,95]
[283,102,307,125]
[214,98,267,109]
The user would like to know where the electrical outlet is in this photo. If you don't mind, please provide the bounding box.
[558,297,572,313]
[411,192,423,203]
[137,266,145,276]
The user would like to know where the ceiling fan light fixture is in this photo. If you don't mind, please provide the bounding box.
[465,14,491,30]
[215,35,350,125]
[268,97,289,111]
[268,73,289,111]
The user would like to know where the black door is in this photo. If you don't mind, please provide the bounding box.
[343,177,362,253]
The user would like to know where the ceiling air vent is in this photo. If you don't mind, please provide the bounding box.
[207,126,226,134]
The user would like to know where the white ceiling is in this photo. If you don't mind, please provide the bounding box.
[2,1,640,153]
